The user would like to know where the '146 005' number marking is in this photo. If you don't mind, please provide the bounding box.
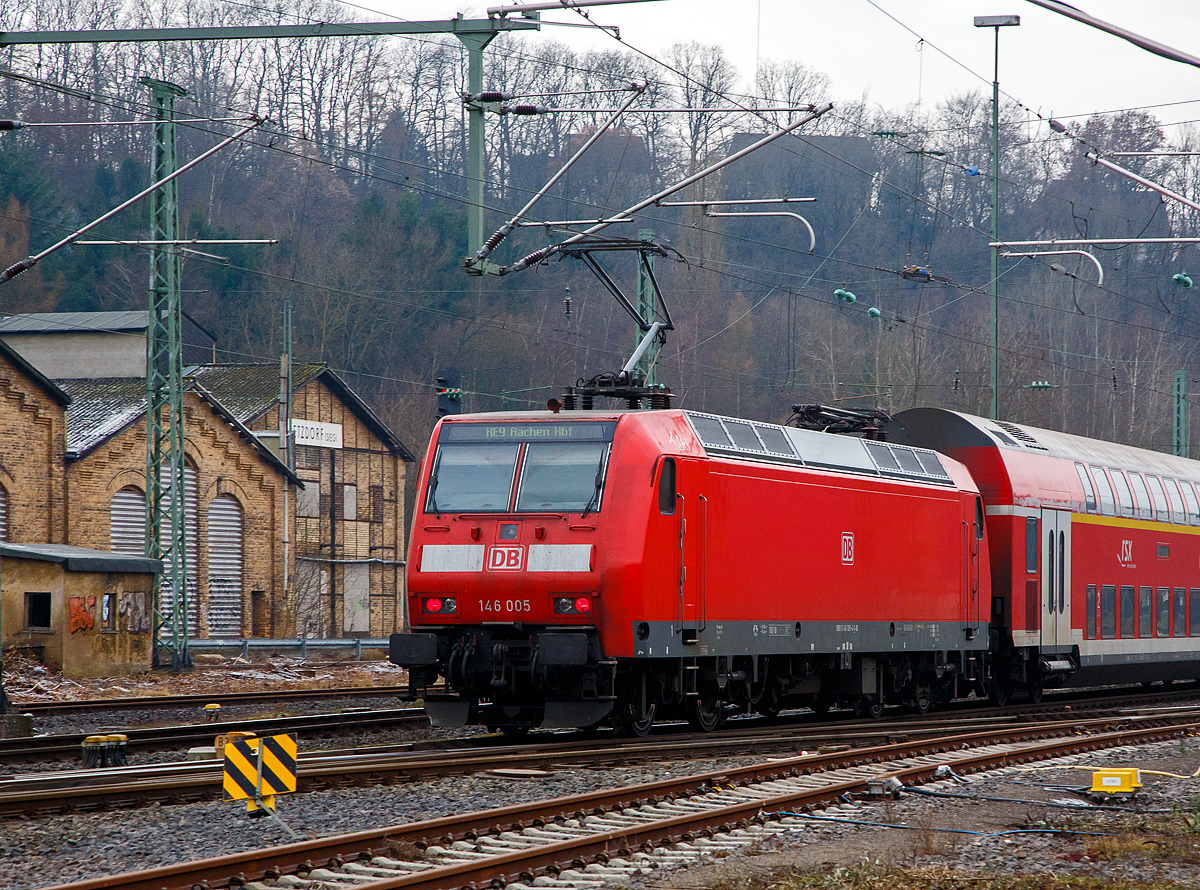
[480,599,532,612]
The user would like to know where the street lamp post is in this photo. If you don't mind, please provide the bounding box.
[974,14,1019,420]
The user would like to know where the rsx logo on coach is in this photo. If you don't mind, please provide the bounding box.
[487,545,525,571]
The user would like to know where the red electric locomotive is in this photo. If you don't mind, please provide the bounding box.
[891,408,1200,703]
[391,406,992,733]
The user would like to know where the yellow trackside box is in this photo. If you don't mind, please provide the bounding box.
[1090,768,1141,795]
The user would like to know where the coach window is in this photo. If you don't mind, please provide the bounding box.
[1191,589,1200,636]
[1101,585,1117,639]
[1110,470,1134,518]
[1085,585,1097,639]
[1075,464,1096,512]
[1164,478,1186,522]
[1174,588,1187,637]
[1180,481,1200,524]
[1025,517,1038,573]
[1138,586,1153,638]
[975,496,984,539]
[1091,467,1116,516]
[1128,473,1153,520]
[1157,587,1171,637]
[1120,585,1136,638]
[1147,475,1171,522]
[658,458,676,515]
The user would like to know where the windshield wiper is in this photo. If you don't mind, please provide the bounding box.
[580,447,607,518]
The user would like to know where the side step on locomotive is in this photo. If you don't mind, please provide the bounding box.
[390,404,1200,734]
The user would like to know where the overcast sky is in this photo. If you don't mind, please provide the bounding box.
[369,1,1200,137]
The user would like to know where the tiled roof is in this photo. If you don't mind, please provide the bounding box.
[56,377,147,457]
[187,363,414,459]
[55,377,303,484]
[184,363,326,422]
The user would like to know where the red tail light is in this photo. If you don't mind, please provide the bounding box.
[575,597,591,613]
[425,598,442,613]
[422,597,456,615]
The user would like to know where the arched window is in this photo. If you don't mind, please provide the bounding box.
[206,494,244,638]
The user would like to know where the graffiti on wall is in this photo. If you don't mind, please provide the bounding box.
[119,591,151,634]
[68,596,96,634]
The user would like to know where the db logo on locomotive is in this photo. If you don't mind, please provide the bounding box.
[487,545,525,571]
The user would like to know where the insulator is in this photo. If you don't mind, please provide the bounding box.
[868,307,881,318]
[482,229,506,252]
[511,105,545,115]
[0,258,29,283]
[476,91,508,103]
[0,120,23,130]
[563,296,572,318]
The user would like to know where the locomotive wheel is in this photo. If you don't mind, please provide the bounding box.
[912,688,933,715]
[989,677,1010,707]
[1028,684,1044,705]
[755,689,782,719]
[687,693,724,732]
[618,703,657,738]
[857,696,884,719]
[810,698,833,715]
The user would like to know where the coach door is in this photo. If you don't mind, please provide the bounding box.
[676,459,709,644]
[1040,509,1072,651]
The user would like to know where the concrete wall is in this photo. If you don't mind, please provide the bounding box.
[0,351,66,544]
[65,393,286,639]
[249,378,407,638]
[0,557,153,677]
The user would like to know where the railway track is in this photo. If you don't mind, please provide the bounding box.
[0,707,427,763]
[36,711,1200,890]
[1,702,1193,819]
[12,684,412,717]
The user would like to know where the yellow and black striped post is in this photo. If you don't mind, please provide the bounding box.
[222,733,297,814]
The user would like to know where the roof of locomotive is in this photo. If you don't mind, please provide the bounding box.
[891,407,1200,484]
[434,408,971,489]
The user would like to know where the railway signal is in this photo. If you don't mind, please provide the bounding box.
[222,732,299,834]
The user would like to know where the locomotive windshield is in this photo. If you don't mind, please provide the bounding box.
[426,421,616,514]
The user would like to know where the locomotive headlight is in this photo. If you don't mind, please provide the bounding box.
[554,596,591,615]
[423,597,456,615]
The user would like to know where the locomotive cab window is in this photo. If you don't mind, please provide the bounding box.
[427,421,617,514]
[975,497,984,540]
[658,458,676,515]
[516,442,610,512]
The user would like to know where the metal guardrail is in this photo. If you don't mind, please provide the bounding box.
[186,638,391,660]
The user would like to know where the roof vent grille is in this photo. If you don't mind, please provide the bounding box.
[994,421,1048,451]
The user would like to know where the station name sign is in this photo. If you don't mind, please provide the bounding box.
[292,418,343,449]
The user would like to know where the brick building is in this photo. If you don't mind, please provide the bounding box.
[189,364,414,638]
[0,340,70,545]
[0,313,415,642]
[58,377,301,639]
